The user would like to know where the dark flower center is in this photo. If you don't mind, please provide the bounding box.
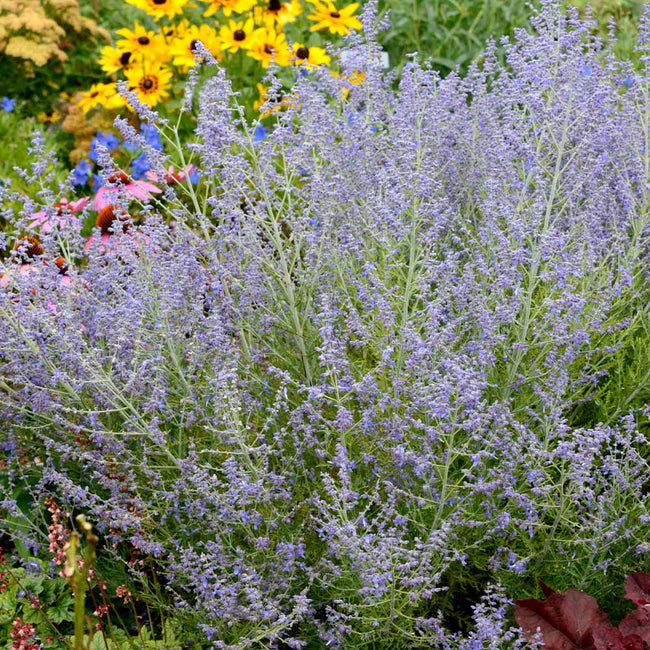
[141,77,156,91]
[268,0,282,11]
[120,51,132,65]
[54,257,69,275]
[152,0,166,5]
[190,39,199,51]
[330,10,341,17]
[233,29,246,41]
[296,46,309,60]
[138,36,150,45]
[14,236,43,261]
[96,205,130,235]
[90,91,99,98]
[107,172,129,185]
[264,44,274,55]
[164,171,183,185]
[53,201,68,216]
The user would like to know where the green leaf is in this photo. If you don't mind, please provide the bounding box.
[47,592,75,624]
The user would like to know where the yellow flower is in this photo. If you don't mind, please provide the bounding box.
[160,20,188,41]
[202,0,256,18]
[247,28,291,67]
[330,69,364,99]
[290,42,330,69]
[125,0,188,20]
[220,18,255,53]
[99,45,138,74]
[105,88,128,110]
[170,23,221,70]
[254,83,298,117]
[77,83,118,113]
[307,1,361,35]
[116,22,167,62]
[124,62,172,107]
[254,0,302,28]
[37,109,62,123]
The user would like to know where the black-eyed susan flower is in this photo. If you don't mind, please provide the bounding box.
[220,18,255,53]
[116,23,167,62]
[161,19,188,41]
[307,0,361,35]
[124,62,172,107]
[247,28,291,67]
[330,69,365,99]
[125,0,188,19]
[105,87,128,110]
[255,0,302,28]
[202,0,256,18]
[99,45,137,74]
[255,83,298,117]
[170,23,221,69]
[37,109,62,123]
[291,42,330,69]
[78,83,117,114]
[345,70,364,85]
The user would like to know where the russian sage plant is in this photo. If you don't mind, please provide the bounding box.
[2,2,650,647]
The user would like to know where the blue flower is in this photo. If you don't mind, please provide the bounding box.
[88,131,120,162]
[254,125,267,142]
[1,97,16,112]
[92,174,104,192]
[188,168,200,185]
[141,123,163,151]
[131,152,151,180]
[123,140,140,153]
[72,159,93,186]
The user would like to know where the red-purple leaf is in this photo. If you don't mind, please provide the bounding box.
[619,605,650,644]
[515,588,612,650]
[624,573,650,607]
[540,580,558,598]
[591,625,644,650]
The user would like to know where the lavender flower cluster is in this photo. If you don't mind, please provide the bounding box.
[2,2,650,647]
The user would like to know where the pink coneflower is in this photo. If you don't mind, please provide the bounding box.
[29,197,89,233]
[0,262,35,289]
[145,164,197,186]
[91,171,160,211]
[0,257,74,290]
[84,205,149,254]
[85,205,130,251]
[13,236,43,261]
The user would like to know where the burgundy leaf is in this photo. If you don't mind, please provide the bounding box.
[591,625,644,650]
[540,580,558,598]
[515,589,612,650]
[624,574,650,607]
[619,605,650,644]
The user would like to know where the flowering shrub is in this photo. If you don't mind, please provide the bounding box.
[2,1,650,647]
[0,0,109,113]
